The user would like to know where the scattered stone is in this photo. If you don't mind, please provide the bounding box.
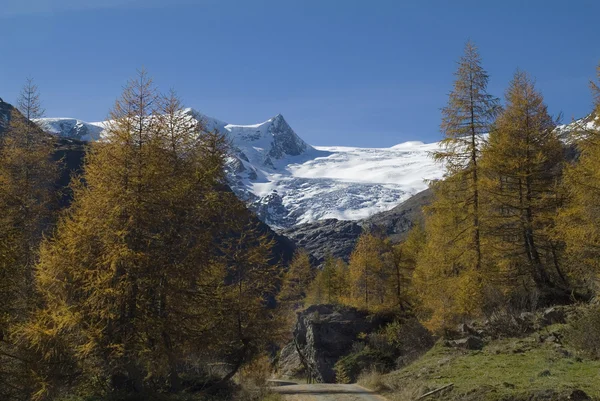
[538,369,551,377]
[569,389,590,401]
[457,323,478,336]
[449,336,485,350]
[520,311,535,321]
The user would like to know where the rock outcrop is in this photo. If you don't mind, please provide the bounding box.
[280,219,363,265]
[278,305,393,383]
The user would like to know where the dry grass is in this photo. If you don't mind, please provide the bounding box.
[357,369,389,393]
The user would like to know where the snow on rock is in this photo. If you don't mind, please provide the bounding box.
[34,118,104,141]
[35,111,445,229]
[555,113,599,142]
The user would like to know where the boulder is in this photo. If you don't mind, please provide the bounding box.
[447,336,485,350]
[277,305,393,383]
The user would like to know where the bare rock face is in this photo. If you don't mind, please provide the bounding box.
[0,98,16,134]
[280,188,433,264]
[281,219,363,265]
[277,342,304,378]
[267,114,308,159]
[278,305,392,383]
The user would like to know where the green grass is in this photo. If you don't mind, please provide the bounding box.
[378,328,600,401]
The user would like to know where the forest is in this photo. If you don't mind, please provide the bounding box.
[1,41,600,400]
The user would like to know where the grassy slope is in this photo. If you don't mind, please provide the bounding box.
[371,324,600,401]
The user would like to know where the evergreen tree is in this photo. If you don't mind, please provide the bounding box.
[204,196,284,385]
[387,225,425,311]
[481,70,565,294]
[305,256,348,307]
[321,255,340,304]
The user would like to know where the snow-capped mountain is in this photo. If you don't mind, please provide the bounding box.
[35,111,445,228]
[35,118,104,141]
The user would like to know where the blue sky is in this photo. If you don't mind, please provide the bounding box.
[1,0,599,146]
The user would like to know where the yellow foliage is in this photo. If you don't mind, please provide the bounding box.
[558,63,600,288]
[19,71,284,395]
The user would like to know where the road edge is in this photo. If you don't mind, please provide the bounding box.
[353,383,391,401]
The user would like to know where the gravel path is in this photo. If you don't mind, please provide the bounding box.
[271,383,388,401]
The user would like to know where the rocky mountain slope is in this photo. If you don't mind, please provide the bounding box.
[281,188,432,264]
[0,97,16,134]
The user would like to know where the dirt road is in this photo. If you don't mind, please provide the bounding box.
[271,382,387,401]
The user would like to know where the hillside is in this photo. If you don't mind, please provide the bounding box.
[366,305,600,401]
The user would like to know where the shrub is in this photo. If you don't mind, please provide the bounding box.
[334,347,396,383]
[381,318,434,367]
[565,306,600,359]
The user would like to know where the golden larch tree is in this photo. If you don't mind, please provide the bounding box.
[0,78,59,401]
[414,42,499,330]
[558,63,600,289]
[480,70,565,297]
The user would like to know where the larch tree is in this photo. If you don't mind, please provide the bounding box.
[434,40,500,272]
[204,196,285,384]
[480,70,565,296]
[347,233,389,311]
[19,70,250,396]
[279,249,314,309]
[558,63,600,288]
[0,78,57,309]
[0,78,58,401]
[414,42,499,330]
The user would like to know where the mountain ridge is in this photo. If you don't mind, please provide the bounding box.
[35,110,446,229]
